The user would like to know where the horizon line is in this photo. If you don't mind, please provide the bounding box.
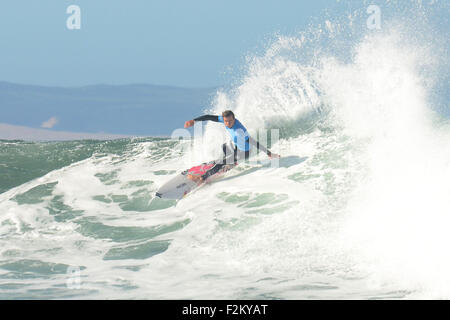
[0,80,221,91]
[0,122,171,142]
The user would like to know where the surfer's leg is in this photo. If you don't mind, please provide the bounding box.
[235,148,250,164]
[200,162,224,180]
[200,144,235,181]
[223,143,236,165]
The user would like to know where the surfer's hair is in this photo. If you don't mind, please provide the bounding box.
[222,110,235,119]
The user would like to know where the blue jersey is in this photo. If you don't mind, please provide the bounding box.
[218,116,250,151]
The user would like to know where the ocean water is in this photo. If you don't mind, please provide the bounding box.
[1,1,449,299]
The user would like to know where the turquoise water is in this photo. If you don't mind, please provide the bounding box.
[0,134,365,299]
[1,111,448,299]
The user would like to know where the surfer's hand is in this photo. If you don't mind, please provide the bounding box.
[184,120,195,128]
[269,152,280,159]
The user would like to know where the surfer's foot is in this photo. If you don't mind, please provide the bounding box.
[187,174,204,182]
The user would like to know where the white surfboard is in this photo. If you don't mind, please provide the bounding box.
[155,161,235,200]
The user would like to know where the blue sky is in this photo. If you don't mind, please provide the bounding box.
[0,0,341,88]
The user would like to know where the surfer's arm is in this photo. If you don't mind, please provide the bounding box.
[185,115,219,128]
[248,136,280,158]
[193,115,220,122]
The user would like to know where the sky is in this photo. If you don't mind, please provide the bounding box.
[0,0,342,88]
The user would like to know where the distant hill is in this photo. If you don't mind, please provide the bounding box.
[0,82,216,136]
[0,123,133,141]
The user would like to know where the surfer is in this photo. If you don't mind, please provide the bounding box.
[184,110,280,182]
